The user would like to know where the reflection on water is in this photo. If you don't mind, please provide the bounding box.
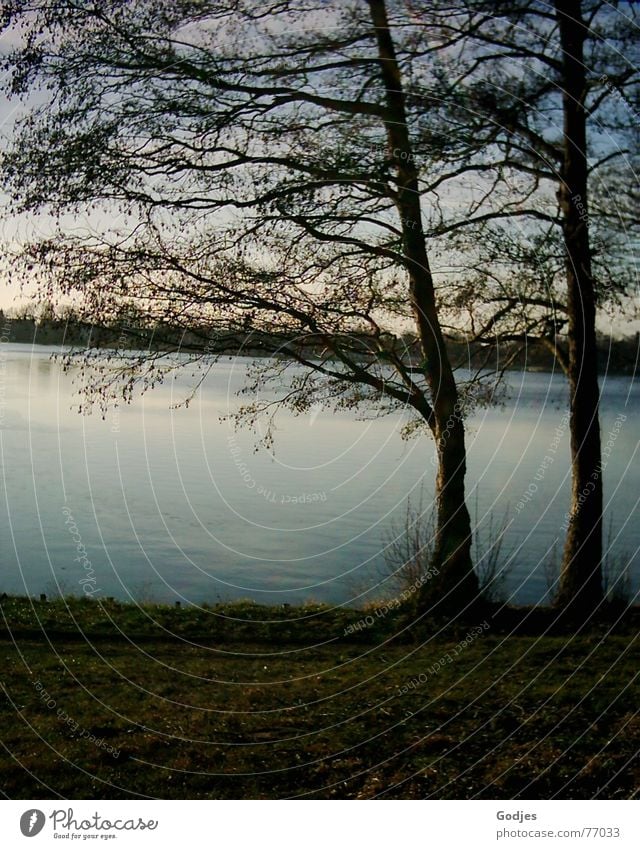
[0,343,638,606]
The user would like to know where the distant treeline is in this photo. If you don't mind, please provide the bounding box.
[1,310,637,375]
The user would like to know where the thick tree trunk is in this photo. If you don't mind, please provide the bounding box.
[368,0,478,613]
[555,0,604,615]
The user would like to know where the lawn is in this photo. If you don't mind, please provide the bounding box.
[0,596,638,799]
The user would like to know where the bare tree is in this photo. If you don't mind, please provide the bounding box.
[394,0,638,616]
[1,0,485,612]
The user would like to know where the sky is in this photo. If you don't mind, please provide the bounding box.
[0,6,637,338]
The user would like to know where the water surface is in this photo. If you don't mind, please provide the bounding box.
[0,344,637,606]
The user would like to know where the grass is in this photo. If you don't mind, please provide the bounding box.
[0,595,638,799]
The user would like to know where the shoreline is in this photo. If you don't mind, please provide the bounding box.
[1,593,638,643]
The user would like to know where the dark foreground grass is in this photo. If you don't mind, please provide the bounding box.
[0,596,638,799]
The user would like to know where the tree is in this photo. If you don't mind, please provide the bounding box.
[553,0,603,612]
[397,0,638,615]
[0,0,483,613]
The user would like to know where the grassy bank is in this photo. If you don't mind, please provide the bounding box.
[0,596,638,799]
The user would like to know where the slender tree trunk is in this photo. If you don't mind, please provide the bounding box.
[555,0,604,615]
[368,0,478,613]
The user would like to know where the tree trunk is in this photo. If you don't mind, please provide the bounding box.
[368,0,478,614]
[555,0,604,615]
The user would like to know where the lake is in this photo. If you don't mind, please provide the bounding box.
[0,343,637,607]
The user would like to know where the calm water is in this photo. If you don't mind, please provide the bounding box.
[0,343,638,606]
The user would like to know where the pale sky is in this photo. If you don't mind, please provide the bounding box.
[0,11,636,341]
